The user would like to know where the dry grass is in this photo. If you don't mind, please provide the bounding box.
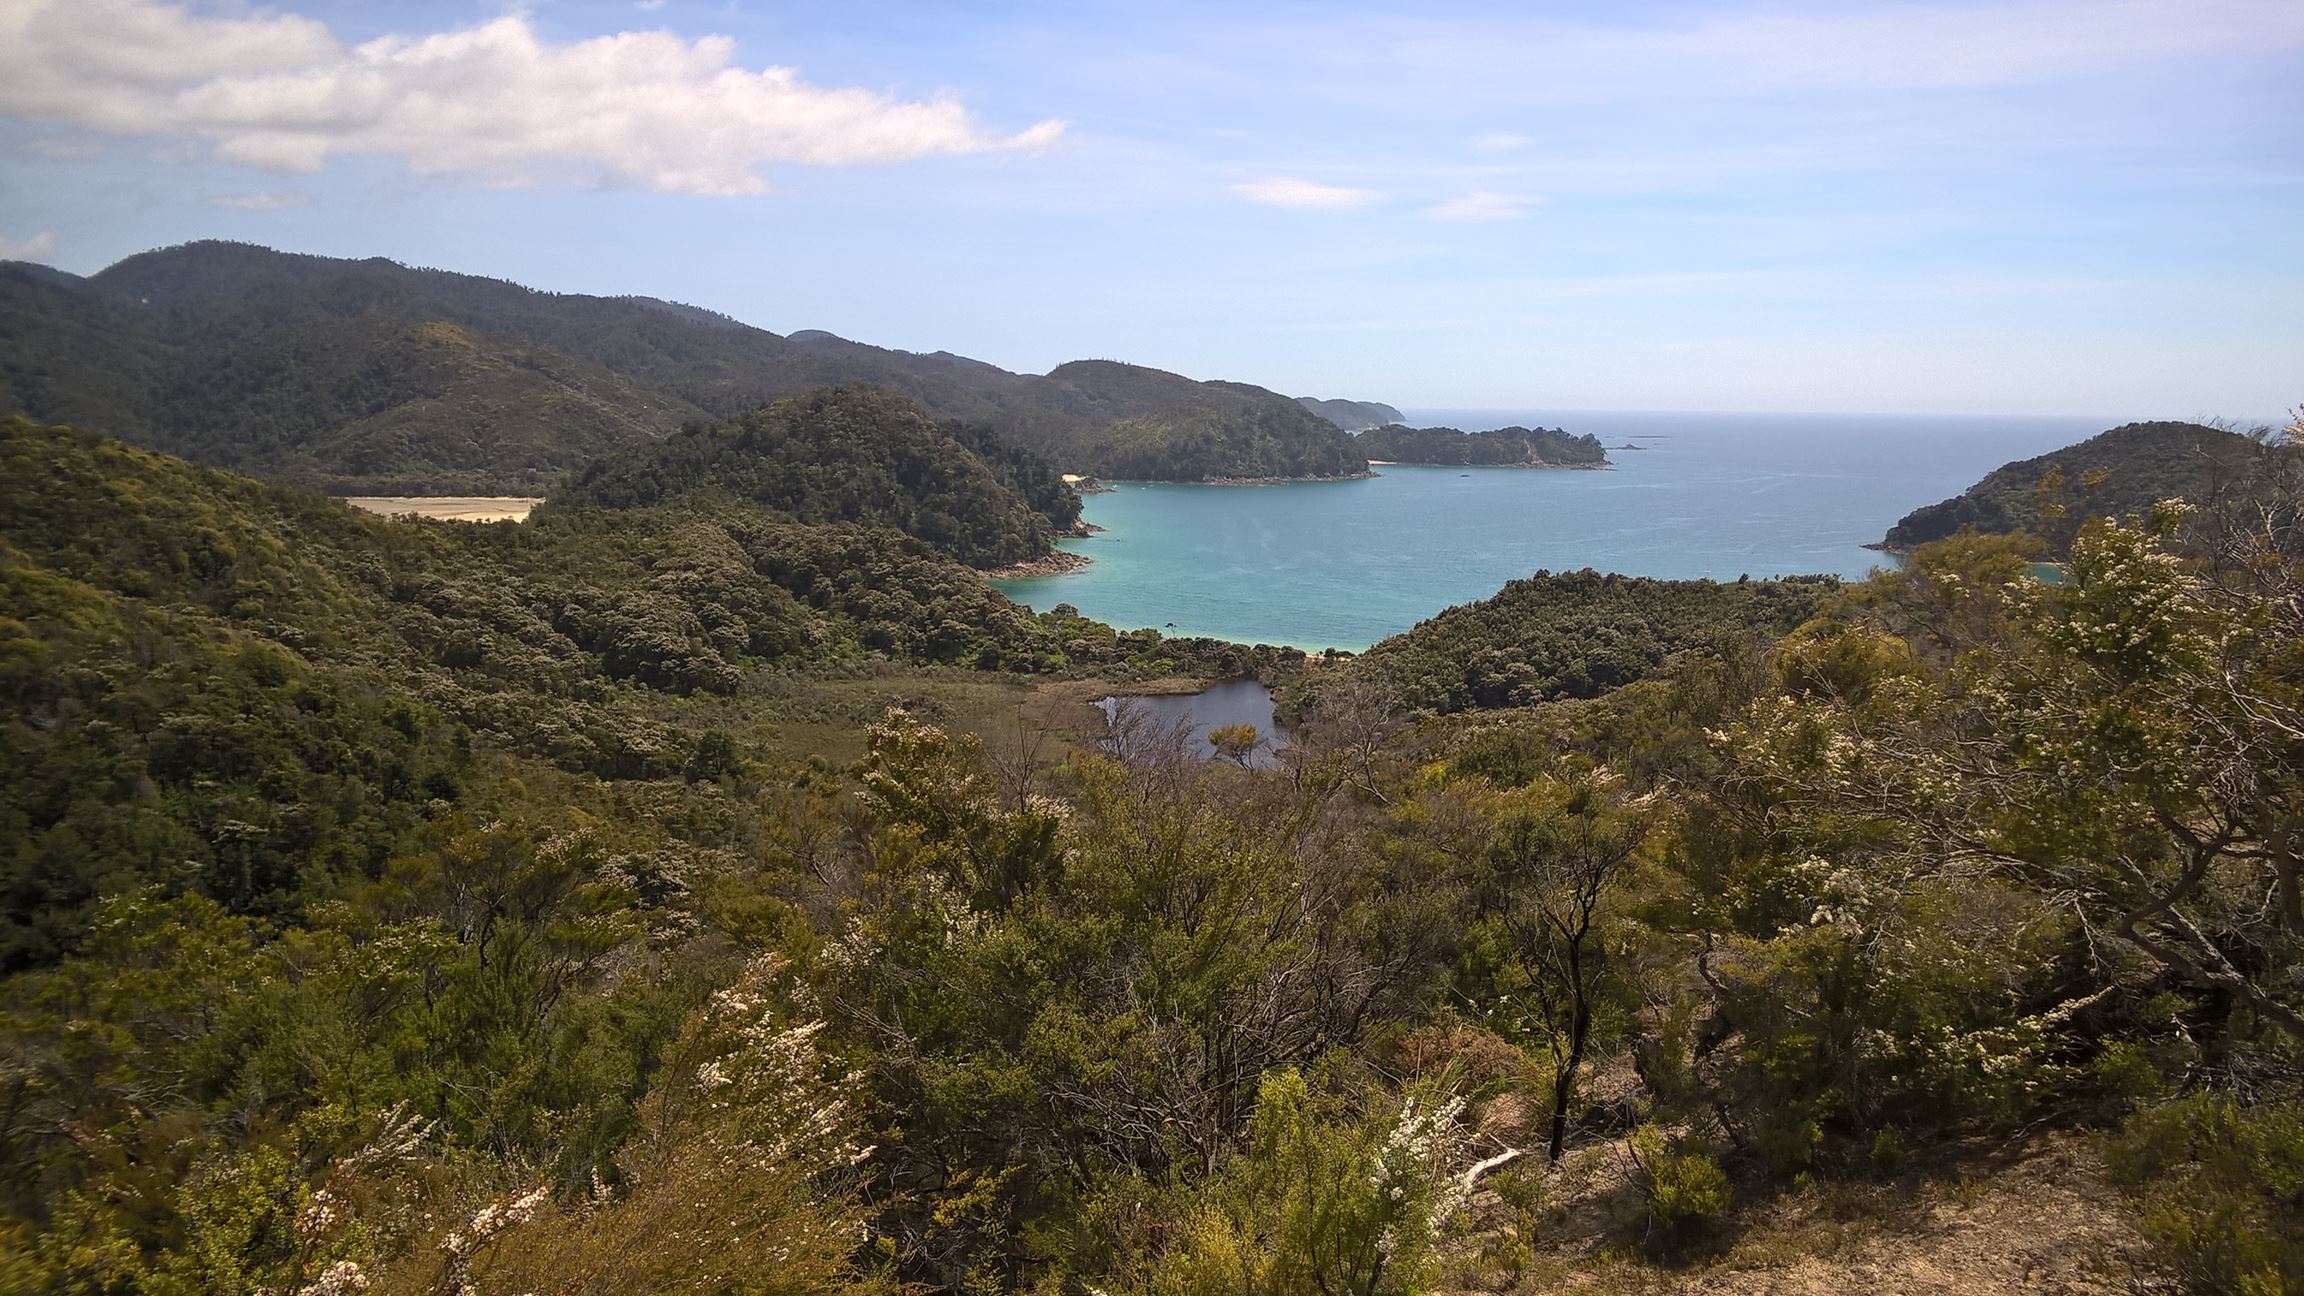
[1448,1133,2151,1296]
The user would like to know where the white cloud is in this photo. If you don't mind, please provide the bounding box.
[635,0,666,9]
[1,229,57,261]
[1424,190,1539,222]
[1469,132,1529,154]
[0,0,1065,195]
[213,189,313,210]
[1230,176,1381,209]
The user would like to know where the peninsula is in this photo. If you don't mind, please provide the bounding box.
[1879,420,2273,554]
[1352,421,1609,467]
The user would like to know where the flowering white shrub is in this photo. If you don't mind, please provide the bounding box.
[431,954,876,1296]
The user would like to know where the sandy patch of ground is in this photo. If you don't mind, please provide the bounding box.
[1451,1132,2149,1296]
[343,496,543,522]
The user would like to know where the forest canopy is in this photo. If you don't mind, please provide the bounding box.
[1881,420,2273,554]
[1354,422,1609,468]
[0,242,1365,491]
[1,406,2300,1296]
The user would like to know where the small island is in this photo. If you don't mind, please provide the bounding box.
[1352,422,1609,467]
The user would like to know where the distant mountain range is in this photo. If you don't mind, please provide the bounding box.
[1881,420,2276,554]
[1295,396,1404,431]
[0,241,1368,493]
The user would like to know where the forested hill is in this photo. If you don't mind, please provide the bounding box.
[1296,395,1405,430]
[1881,420,2273,554]
[9,407,2304,1292]
[0,414,1280,965]
[553,386,1078,569]
[1354,421,1609,467]
[0,241,1364,491]
[1008,360,1367,480]
[1349,568,1835,711]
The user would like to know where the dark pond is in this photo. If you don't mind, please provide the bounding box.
[1095,679,1285,769]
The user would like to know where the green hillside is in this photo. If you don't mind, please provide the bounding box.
[1296,394,1406,430]
[554,385,1077,568]
[1347,568,1834,711]
[0,415,1284,965]
[2,411,2300,1295]
[1354,421,1609,467]
[1882,420,2272,553]
[0,242,1364,490]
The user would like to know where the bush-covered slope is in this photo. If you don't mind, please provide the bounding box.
[1882,421,2270,553]
[554,386,1078,568]
[0,415,1282,962]
[5,408,2301,1296]
[1354,422,1608,467]
[1010,362,1364,479]
[1296,395,1405,430]
[1352,568,1835,711]
[0,242,1364,489]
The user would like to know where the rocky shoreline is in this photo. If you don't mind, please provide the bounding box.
[1369,459,1610,470]
[1200,470,1380,486]
[983,549,1094,580]
[1088,469,1390,487]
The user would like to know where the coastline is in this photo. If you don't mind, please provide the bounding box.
[1099,470,1382,487]
[984,549,1093,580]
[343,495,544,522]
[1366,459,1610,470]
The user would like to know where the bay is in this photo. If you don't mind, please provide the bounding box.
[994,410,2111,651]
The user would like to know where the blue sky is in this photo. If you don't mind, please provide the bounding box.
[1,0,2298,419]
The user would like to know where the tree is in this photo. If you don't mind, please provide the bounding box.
[1474,777,1649,1162]
[1207,723,1260,766]
[1742,507,2304,1047]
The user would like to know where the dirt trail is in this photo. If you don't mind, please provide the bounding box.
[1454,1134,2148,1296]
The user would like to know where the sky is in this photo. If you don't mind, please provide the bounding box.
[0,0,2299,419]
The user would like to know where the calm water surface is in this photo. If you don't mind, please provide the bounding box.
[1096,680,1284,769]
[996,410,2109,650]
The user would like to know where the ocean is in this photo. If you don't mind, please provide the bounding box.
[991,409,2113,651]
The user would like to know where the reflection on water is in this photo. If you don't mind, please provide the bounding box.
[1095,679,1284,769]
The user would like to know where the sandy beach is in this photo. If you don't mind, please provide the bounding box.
[343,496,544,523]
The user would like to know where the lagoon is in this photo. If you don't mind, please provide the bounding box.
[1096,680,1285,769]
[994,409,2108,651]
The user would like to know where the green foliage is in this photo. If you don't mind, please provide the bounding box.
[2,242,1363,490]
[1350,568,1834,712]
[2109,1093,2304,1294]
[1134,1070,1471,1296]
[1296,396,1405,431]
[1629,1127,1731,1238]
[1883,421,2271,555]
[555,385,1075,568]
[1353,423,1607,467]
[1205,722,1259,765]
[418,956,882,1296]
[1034,362,1367,480]
[7,381,2304,1296]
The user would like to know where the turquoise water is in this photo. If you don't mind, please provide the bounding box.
[995,410,2110,651]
